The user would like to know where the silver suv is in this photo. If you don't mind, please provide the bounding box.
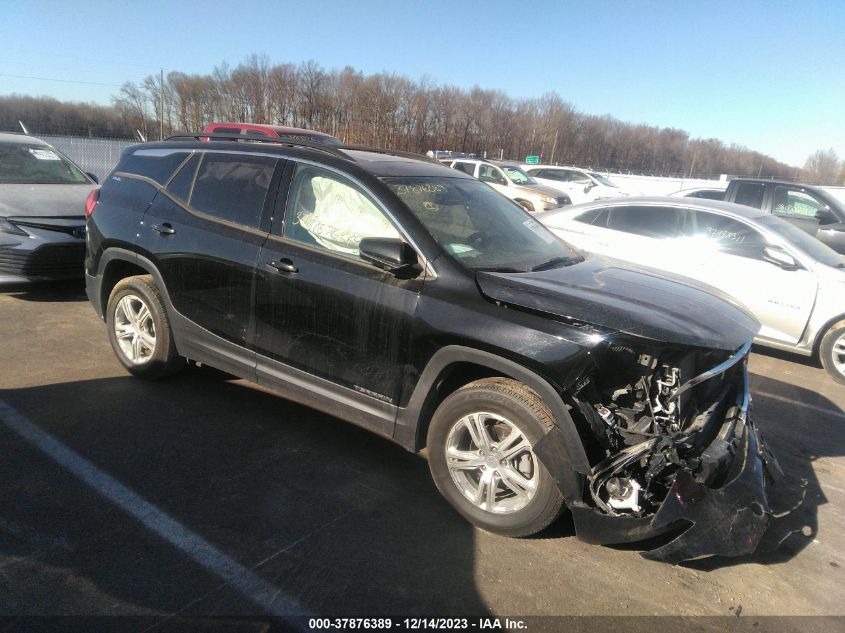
[443,158,570,212]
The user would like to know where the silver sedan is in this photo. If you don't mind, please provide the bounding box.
[539,197,845,383]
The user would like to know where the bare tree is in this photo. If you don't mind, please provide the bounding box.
[804,149,842,184]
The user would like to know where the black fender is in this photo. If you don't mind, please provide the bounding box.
[87,248,175,319]
[396,345,589,501]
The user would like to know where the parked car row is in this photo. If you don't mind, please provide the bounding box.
[540,197,845,383]
[0,132,98,284]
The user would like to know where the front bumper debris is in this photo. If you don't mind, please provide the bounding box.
[569,408,782,563]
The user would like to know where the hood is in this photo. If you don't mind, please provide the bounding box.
[476,256,760,351]
[517,183,566,198]
[0,184,96,218]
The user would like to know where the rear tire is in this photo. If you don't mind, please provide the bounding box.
[106,275,185,380]
[819,320,845,385]
[427,378,565,537]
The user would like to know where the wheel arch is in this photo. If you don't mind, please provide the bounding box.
[810,312,845,356]
[92,249,175,318]
[398,345,589,501]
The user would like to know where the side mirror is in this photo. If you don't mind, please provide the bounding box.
[816,209,836,224]
[85,172,99,184]
[763,246,801,271]
[359,238,421,278]
[584,182,597,193]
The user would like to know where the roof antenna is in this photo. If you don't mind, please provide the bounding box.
[136,129,147,142]
[18,120,29,135]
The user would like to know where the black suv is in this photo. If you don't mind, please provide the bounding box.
[85,134,780,562]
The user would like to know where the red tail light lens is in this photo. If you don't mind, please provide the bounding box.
[85,189,100,218]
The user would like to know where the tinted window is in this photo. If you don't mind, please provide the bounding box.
[690,211,766,259]
[732,182,765,208]
[190,153,277,228]
[452,162,476,175]
[479,165,506,185]
[386,177,579,272]
[565,170,589,182]
[539,170,566,182]
[119,150,190,184]
[689,189,725,200]
[574,208,605,224]
[283,164,400,259]
[771,186,826,218]
[606,206,681,238]
[166,154,199,202]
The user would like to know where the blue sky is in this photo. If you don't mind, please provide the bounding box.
[1,0,843,167]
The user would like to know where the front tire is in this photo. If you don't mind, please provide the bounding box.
[819,320,845,385]
[427,378,565,537]
[106,275,185,379]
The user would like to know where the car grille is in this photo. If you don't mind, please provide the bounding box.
[0,244,85,279]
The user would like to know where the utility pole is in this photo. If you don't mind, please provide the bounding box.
[159,68,164,141]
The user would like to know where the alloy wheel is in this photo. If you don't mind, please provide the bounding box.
[113,294,156,364]
[445,412,538,514]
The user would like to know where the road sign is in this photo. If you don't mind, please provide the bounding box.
[525,155,539,165]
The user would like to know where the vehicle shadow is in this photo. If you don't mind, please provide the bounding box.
[678,372,839,570]
[751,343,821,371]
[1,280,86,303]
[0,371,491,618]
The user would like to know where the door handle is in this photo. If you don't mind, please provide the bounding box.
[152,223,176,235]
[267,258,298,273]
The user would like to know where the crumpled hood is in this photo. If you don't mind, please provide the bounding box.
[476,256,760,350]
[0,184,96,218]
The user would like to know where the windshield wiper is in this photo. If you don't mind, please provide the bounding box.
[475,266,524,273]
[531,255,584,272]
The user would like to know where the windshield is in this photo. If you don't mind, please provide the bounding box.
[589,172,617,187]
[0,143,90,184]
[501,166,536,185]
[759,215,845,268]
[384,177,580,272]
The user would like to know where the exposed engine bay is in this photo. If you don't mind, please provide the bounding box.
[558,336,782,561]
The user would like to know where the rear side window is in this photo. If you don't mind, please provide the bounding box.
[606,206,680,238]
[118,150,190,184]
[732,182,766,209]
[574,208,606,224]
[190,153,278,228]
[452,162,475,176]
[166,154,199,202]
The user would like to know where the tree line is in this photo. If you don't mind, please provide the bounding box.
[2,54,843,183]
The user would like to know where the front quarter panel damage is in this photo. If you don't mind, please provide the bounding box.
[535,333,781,563]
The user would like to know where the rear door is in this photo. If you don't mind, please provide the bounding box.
[139,150,283,349]
[253,162,425,417]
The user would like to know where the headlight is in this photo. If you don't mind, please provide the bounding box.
[541,194,557,205]
[0,217,27,236]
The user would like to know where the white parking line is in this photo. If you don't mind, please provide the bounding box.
[0,399,310,618]
[754,391,845,420]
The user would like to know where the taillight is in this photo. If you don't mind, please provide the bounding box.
[85,189,100,218]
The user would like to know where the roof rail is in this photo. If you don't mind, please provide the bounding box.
[164,132,354,162]
[339,144,440,165]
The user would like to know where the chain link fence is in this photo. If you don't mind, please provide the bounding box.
[37,135,139,182]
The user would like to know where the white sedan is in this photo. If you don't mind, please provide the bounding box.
[521,165,630,203]
[539,197,845,383]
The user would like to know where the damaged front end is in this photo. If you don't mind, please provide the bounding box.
[552,337,782,563]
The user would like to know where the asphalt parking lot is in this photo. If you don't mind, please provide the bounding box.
[1,281,843,624]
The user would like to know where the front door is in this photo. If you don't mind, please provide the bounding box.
[253,162,425,407]
[674,210,817,345]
